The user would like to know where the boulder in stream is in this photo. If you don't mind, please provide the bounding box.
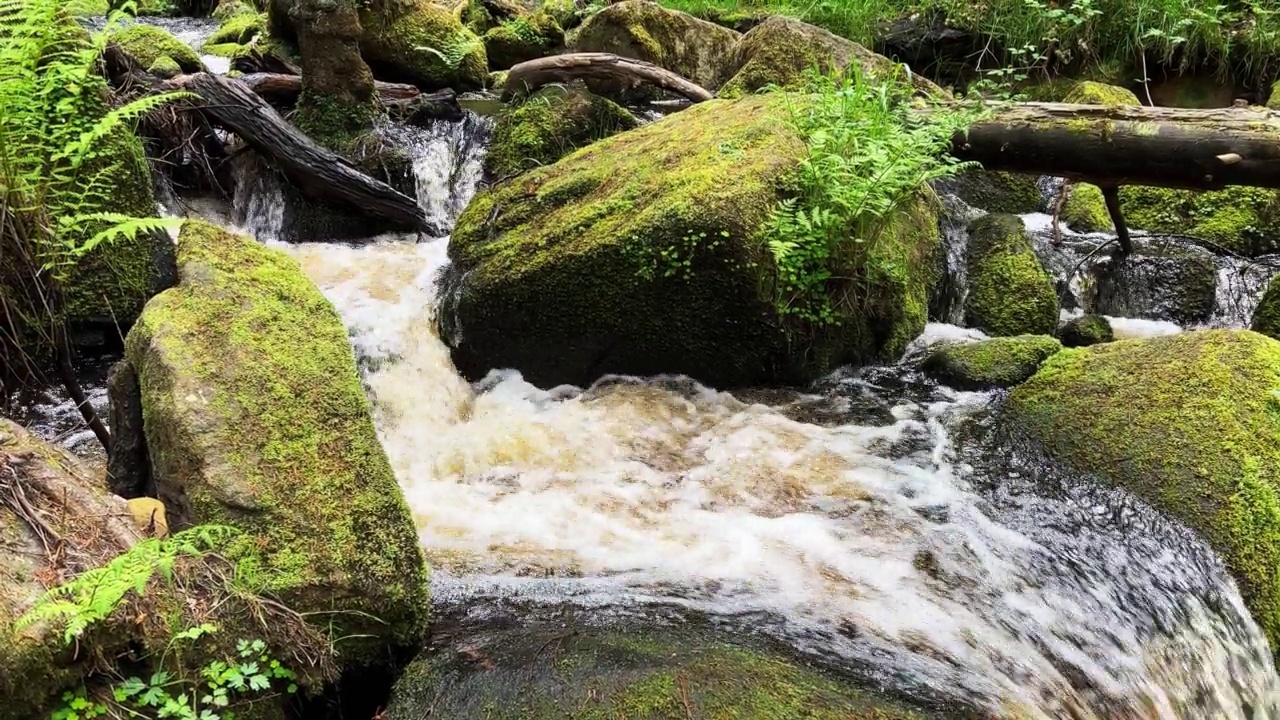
[1120,185,1280,257]
[107,24,207,74]
[1251,274,1280,340]
[1060,183,1111,233]
[485,83,637,178]
[1086,239,1217,324]
[357,0,489,90]
[441,93,941,388]
[568,0,741,95]
[963,214,1059,337]
[942,170,1043,215]
[1058,314,1114,347]
[384,619,945,719]
[922,335,1061,390]
[122,221,430,667]
[1008,329,1280,648]
[483,12,564,70]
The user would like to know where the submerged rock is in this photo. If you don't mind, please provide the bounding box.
[963,214,1059,336]
[1008,330,1280,649]
[385,619,944,719]
[922,335,1062,390]
[485,83,637,178]
[108,24,206,73]
[719,16,942,98]
[568,0,741,94]
[483,12,564,70]
[124,221,429,667]
[1086,240,1217,324]
[1251,274,1280,340]
[358,0,489,90]
[1120,185,1280,257]
[442,94,940,388]
[1058,314,1114,347]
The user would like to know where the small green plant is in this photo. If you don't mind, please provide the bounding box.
[763,66,980,330]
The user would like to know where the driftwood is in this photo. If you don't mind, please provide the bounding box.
[503,52,715,103]
[175,73,435,235]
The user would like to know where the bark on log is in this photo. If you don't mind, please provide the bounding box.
[238,72,422,104]
[503,52,714,103]
[954,102,1280,191]
[176,73,436,235]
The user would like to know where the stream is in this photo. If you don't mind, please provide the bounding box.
[9,45,1280,717]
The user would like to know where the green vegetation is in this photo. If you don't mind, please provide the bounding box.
[1009,330,1280,650]
[1059,313,1114,346]
[107,23,205,73]
[483,12,564,70]
[205,10,264,46]
[1062,80,1141,105]
[963,214,1059,336]
[486,85,638,178]
[923,335,1062,390]
[359,0,489,91]
[1252,274,1280,340]
[1120,185,1280,256]
[0,0,183,386]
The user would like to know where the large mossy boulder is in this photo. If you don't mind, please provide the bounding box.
[922,335,1061,390]
[1007,330,1280,648]
[568,0,741,93]
[358,0,488,91]
[1119,185,1280,256]
[1252,274,1280,340]
[1086,240,1218,324]
[124,221,429,666]
[108,24,206,73]
[441,93,940,389]
[485,84,637,178]
[483,12,564,70]
[719,16,941,99]
[963,214,1059,336]
[385,620,945,719]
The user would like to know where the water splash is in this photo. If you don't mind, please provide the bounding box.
[377,114,493,232]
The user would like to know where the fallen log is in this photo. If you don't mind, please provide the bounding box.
[503,52,714,103]
[175,73,435,235]
[954,102,1280,192]
[238,72,422,104]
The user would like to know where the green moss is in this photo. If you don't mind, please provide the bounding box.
[1008,330,1280,650]
[385,623,937,719]
[923,334,1062,390]
[199,41,246,57]
[1061,183,1110,232]
[1269,81,1280,110]
[1119,185,1280,256]
[484,12,564,69]
[540,0,578,27]
[569,0,741,92]
[1059,313,1113,347]
[147,55,182,78]
[65,0,109,15]
[1251,275,1280,340]
[108,24,205,73]
[1062,80,1141,106]
[125,222,429,666]
[207,11,265,46]
[213,0,256,20]
[964,214,1059,336]
[950,170,1042,214]
[360,0,489,91]
[486,85,638,177]
[294,91,380,152]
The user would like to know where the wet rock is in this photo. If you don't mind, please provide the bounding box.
[108,24,206,73]
[1008,329,1280,649]
[442,94,940,388]
[568,0,741,96]
[922,335,1061,390]
[385,618,945,719]
[358,0,489,91]
[1087,240,1217,324]
[964,214,1059,336]
[485,83,637,178]
[483,12,564,70]
[942,170,1043,215]
[124,222,429,668]
[1058,314,1113,347]
[106,358,150,498]
[1251,274,1280,340]
[719,16,944,99]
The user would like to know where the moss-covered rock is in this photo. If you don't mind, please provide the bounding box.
[963,214,1059,336]
[385,620,943,719]
[147,54,183,78]
[1061,183,1110,232]
[359,0,488,91]
[441,93,940,389]
[485,84,637,178]
[568,0,741,94]
[1251,274,1280,340]
[1007,330,1280,649]
[946,170,1043,215]
[1062,80,1141,105]
[1058,313,1113,347]
[1269,81,1280,110]
[207,11,265,46]
[108,24,206,73]
[540,0,578,27]
[483,12,563,69]
[922,335,1061,390]
[125,221,429,667]
[1119,185,1280,256]
[719,16,942,99]
[213,0,256,20]
[1086,240,1217,324]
